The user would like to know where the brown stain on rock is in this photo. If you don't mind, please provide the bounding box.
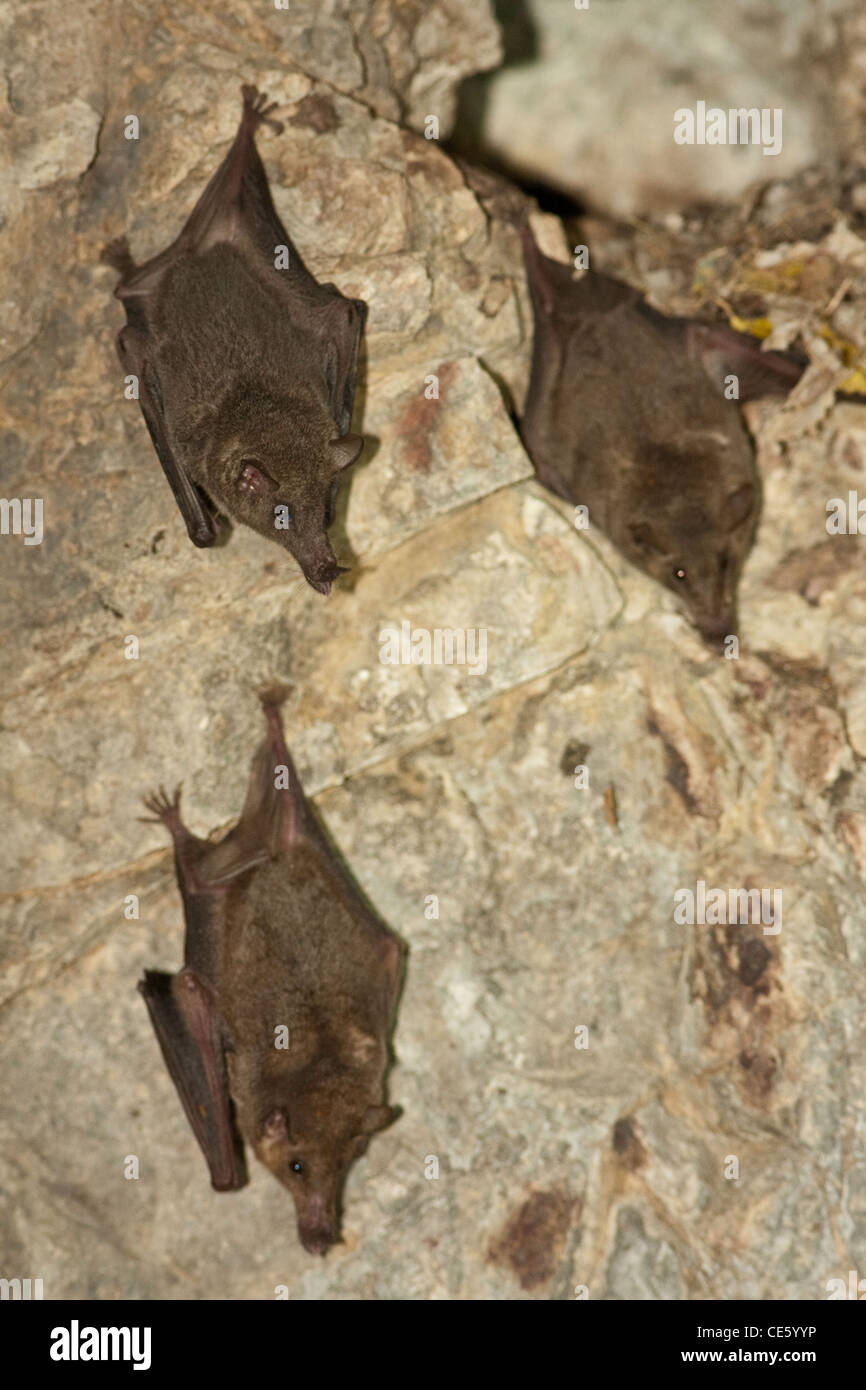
[647,713,701,817]
[488,1188,578,1291]
[836,808,866,873]
[289,94,340,134]
[393,361,458,473]
[737,936,771,989]
[769,536,862,606]
[736,655,850,792]
[560,738,590,776]
[688,914,784,1107]
[612,1116,647,1171]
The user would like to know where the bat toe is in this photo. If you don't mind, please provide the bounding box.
[100,236,135,277]
[240,83,283,134]
[140,784,183,823]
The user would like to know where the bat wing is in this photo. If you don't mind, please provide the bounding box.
[139,967,246,1192]
[110,88,366,457]
[256,690,404,977]
[520,224,639,323]
[208,96,367,436]
[682,319,807,400]
[114,322,217,547]
[191,690,338,883]
[181,86,366,435]
[316,293,367,437]
[520,229,637,497]
[520,222,806,498]
[520,223,804,400]
[110,88,303,295]
[199,688,401,952]
[636,306,807,401]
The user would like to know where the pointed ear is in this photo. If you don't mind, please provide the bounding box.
[260,1108,297,1151]
[359,1104,400,1136]
[263,1109,288,1140]
[724,482,755,531]
[345,1025,379,1065]
[238,460,278,496]
[329,434,364,473]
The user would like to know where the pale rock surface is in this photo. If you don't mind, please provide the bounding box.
[454,0,859,218]
[1,0,865,1302]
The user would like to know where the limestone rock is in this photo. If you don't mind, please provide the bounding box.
[1,0,865,1303]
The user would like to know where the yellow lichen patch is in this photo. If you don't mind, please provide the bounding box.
[726,315,773,339]
[738,260,807,296]
[817,323,859,365]
[814,327,865,391]
[840,368,866,394]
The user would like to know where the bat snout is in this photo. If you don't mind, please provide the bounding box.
[299,1225,338,1256]
[306,570,337,596]
[303,556,348,596]
[697,611,735,648]
[297,1192,340,1255]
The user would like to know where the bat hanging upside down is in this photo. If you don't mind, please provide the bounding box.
[518,222,807,645]
[103,85,367,594]
[138,688,404,1255]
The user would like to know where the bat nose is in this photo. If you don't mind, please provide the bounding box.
[305,560,349,595]
[299,1225,338,1256]
[299,1193,339,1254]
[698,612,734,647]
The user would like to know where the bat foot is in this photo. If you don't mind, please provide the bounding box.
[100,235,136,277]
[257,687,294,771]
[257,686,292,757]
[140,783,184,828]
[257,682,291,714]
[240,84,284,136]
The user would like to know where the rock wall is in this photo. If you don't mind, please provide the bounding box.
[1,0,865,1300]
[453,0,863,217]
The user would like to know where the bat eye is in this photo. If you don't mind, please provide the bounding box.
[672,566,687,583]
[289,1159,304,1175]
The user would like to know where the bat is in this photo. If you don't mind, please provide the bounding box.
[518,223,806,644]
[103,84,367,594]
[138,687,404,1255]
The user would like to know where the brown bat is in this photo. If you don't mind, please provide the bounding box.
[103,85,366,594]
[519,223,806,644]
[138,689,404,1255]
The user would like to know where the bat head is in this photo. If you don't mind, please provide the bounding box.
[208,392,363,593]
[624,432,759,647]
[253,1079,398,1256]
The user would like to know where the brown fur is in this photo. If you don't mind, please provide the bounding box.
[104,85,366,593]
[139,689,404,1254]
[519,225,805,645]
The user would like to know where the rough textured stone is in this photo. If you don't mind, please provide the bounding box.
[454,0,860,218]
[2,0,866,1303]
